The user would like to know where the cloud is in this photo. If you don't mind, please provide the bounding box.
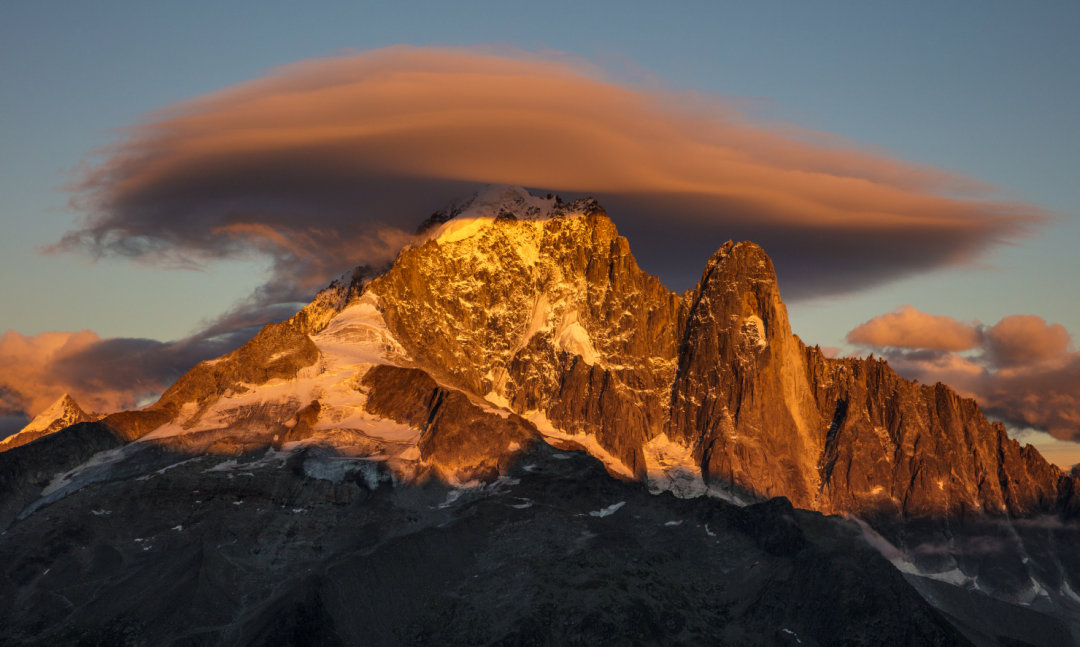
[846,305,982,351]
[848,307,1080,444]
[55,45,1044,306]
[984,315,1071,367]
[0,327,254,419]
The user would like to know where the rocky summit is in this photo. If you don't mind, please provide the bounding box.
[2,185,1080,646]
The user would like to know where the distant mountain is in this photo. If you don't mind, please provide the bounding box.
[2,186,1078,645]
[0,394,102,453]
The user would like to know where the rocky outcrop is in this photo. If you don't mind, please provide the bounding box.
[361,365,539,481]
[365,197,683,477]
[807,351,1067,521]
[668,242,824,509]
[288,264,385,335]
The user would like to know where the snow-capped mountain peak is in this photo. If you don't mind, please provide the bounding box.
[0,393,102,452]
[20,394,83,434]
[422,185,601,244]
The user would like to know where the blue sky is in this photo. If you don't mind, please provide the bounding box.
[2,1,1078,452]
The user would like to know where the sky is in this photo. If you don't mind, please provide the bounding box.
[1,2,1078,461]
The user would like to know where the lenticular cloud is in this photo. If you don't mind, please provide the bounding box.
[58,45,1043,302]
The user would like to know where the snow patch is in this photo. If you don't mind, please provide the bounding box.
[525,411,634,478]
[1062,580,1080,604]
[590,501,625,517]
[427,185,578,245]
[555,312,598,365]
[514,293,551,355]
[434,217,494,244]
[484,391,512,410]
[890,559,974,587]
[438,489,468,508]
[313,292,405,365]
[204,460,238,473]
[642,434,706,498]
[39,445,131,498]
[742,315,767,349]
[303,455,389,487]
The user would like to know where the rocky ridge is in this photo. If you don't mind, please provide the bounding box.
[282,185,1076,524]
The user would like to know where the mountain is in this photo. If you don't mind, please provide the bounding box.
[0,395,102,453]
[2,185,1079,645]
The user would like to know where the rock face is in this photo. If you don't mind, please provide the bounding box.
[0,395,103,453]
[360,365,539,480]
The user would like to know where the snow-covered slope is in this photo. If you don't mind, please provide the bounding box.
[139,292,431,477]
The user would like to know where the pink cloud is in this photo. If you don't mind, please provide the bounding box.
[845,305,982,351]
[0,329,125,417]
[984,315,1072,367]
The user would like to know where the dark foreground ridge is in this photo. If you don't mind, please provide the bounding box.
[1,441,980,647]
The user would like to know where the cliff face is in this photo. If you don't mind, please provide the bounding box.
[807,352,1066,520]
[668,242,825,509]
[367,207,683,478]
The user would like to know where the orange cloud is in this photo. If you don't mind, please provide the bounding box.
[846,305,982,351]
[57,46,1044,305]
[984,315,1071,367]
[0,329,126,417]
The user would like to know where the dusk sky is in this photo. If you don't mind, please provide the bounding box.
[2,2,1078,462]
